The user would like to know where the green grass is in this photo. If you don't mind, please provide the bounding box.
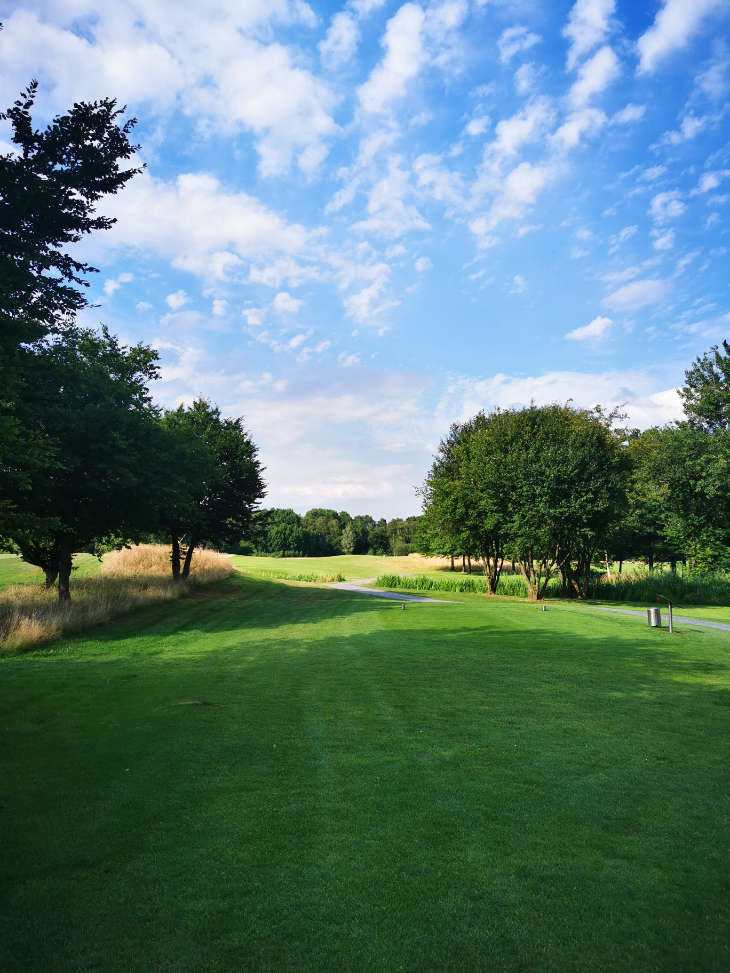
[2,572,729,971]
[232,552,425,580]
[0,551,100,589]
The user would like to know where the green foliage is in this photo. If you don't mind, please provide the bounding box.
[422,404,627,599]
[0,83,142,541]
[160,400,265,579]
[1,327,162,599]
[0,81,142,350]
[680,339,730,432]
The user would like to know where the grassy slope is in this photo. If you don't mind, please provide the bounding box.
[232,552,449,580]
[2,573,729,971]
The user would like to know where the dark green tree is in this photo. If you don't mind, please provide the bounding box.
[1,81,142,538]
[160,401,266,579]
[1,327,162,600]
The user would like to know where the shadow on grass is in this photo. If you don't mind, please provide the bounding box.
[2,571,729,973]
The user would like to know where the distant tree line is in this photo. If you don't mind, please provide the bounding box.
[242,508,423,558]
[0,84,265,601]
[419,341,730,598]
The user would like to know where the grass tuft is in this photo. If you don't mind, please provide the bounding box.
[0,545,232,654]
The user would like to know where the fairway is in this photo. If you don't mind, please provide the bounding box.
[2,573,729,971]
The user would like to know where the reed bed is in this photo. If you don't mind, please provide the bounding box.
[377,569,730,604]
[0,545,233,654]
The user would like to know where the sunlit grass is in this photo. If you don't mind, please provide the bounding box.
[1,574,728,970]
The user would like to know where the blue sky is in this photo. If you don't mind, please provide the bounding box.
[2,0,729,517]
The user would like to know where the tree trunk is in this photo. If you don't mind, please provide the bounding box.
[58,550,73,602]
[450,555,455,571]
[461,554,466,573]
[467,554,472,574]
[618,559,623,574]
[181,538,197,580]
[43,568,58,589]
[171,534,181,581]
[648,554,654,571]
[670,559,676,573]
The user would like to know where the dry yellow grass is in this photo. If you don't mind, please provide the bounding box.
[0,545,232,654]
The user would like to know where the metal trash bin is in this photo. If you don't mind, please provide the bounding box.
[647,607,661,627]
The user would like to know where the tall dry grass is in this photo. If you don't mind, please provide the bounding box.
[0,545,233,654]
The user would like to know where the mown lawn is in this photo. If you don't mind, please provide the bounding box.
[2,572,729,971]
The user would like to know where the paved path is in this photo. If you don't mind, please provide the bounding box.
[327,579,729,628]
[327,578,453,604]
[591,605,730,632]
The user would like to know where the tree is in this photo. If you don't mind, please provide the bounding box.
[1,327,162,600]
[680,339,730,432]
[1,82,142,539]
[0,81,142,350]
[160,401,265,579]
[422,404,627,599]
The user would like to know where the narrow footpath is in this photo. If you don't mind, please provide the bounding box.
[327,578,730,630]
[327,578,452,604]
[590,605,730,632]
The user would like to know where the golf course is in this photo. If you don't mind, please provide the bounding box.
[2,555,728,971]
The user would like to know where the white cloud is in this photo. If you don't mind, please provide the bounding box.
[569,45,620,107]
[1,6,334,177]
[498,25,541,64]
[565,315,612,340]
[603,278,669,311]
[358,3,425,113]
[413,153,465,205]
[637,0,726,74]
[338,352,360,367]
[640,165,667,182]
[465,115,490,137]
[165,289,188,310]
[551,107,606,150]
[563,0,615,71]
[483,96,555,162]
[136,301,153,312]
[649,190,685,222]
[514,63,538,95]
[212,299,228,316]
[100,171,310,279]
[510,274,527,293]
[661,112,711,144]
[414,256,432,272]
[353,155,430,237]
[691,169,730,195]
[652,228,676,250]
[273,291,303,314]
[608,225,638,253]
[439,370,683,430]
[611,103,646,124]
[103,272,133,296]
[472,161,557,240]
[243,308,266,327]
[319,11,359,68]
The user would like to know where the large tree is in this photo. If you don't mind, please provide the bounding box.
[2,327,162,600]
[422,404,627,599]
[160,401,266,579]
[1,81,142,539]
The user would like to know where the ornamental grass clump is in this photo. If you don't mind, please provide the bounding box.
[0,545,232,654]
